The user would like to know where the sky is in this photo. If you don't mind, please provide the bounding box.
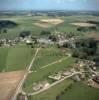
[0,0,99,11]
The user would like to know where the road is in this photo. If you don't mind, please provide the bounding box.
[28,48,40,72]
[28,72,82,96]
[40,56,70,69]
[12,48,40,100]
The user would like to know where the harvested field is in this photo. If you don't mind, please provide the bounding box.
[34,23,51,28]
[71,22,96,27]
[0,71,25,100]
[40,19,64,25]
[34,19,64,28]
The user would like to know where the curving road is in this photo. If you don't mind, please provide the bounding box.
[28,72,82,96]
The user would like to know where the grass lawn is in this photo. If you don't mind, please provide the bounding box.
[31,47,66,70]
[29,79,73,100]
[0,45,35,72]
[60,82,99,100]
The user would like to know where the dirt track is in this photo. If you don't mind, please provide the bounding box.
[0,71,25,100]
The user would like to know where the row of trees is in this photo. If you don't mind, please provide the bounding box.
[77,26,97,32]
[19,30,51,38]
[19,31,31,38]
[0,20,17,34]
[56,84,73,100]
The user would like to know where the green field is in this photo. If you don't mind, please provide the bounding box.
[60,82,99,100]
[31,47,66,70]
[1,15,99,39]
[28,81,99,100]
[29,79,73,100]
[0,47,9,71]
[23,47,75,93]
[0,45,35,72]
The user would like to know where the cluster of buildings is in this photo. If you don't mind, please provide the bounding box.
[0,38,18,46]
[0,37,27,47]
[0,31,77,48]
[77,60,96,70]
[49,32,76,48]
[32,59,97,92]
[70,60,98,82]
[48,69,74,81]
[77,60,99,88]
[32,68,77,92]
[32,81,50,91]
[0,35,37,47]
[87,76,99,89]
[93,76,99,84]
[32,61,96,93]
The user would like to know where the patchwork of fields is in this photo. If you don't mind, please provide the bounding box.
[1,15,99,39]
[0,14,99,100]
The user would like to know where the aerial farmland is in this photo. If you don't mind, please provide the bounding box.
[0,5,99,100]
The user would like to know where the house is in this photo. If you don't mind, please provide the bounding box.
[72,74,81,81]
[38,38,54,45]
[79,61,85,67]
[40,81,50,88]
[33,81,50,91]
[70,68,76,73]
[33,83,41,91]
[48,73,62,81]
[62,70,71,76]
[93,76,99,84]
[78,60,95,68]
[25,37,33,44]
[57,39,69,47]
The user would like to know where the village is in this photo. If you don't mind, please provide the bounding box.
[0,9,99,100]
[0,28,99,100]
[21,58,99,97]
[0,31,99,91]
[0,31,77,48]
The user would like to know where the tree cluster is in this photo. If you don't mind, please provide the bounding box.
[19,31,31,38]
[72,38,97,59]
[77,26,97,32]
[40,31,51,36]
